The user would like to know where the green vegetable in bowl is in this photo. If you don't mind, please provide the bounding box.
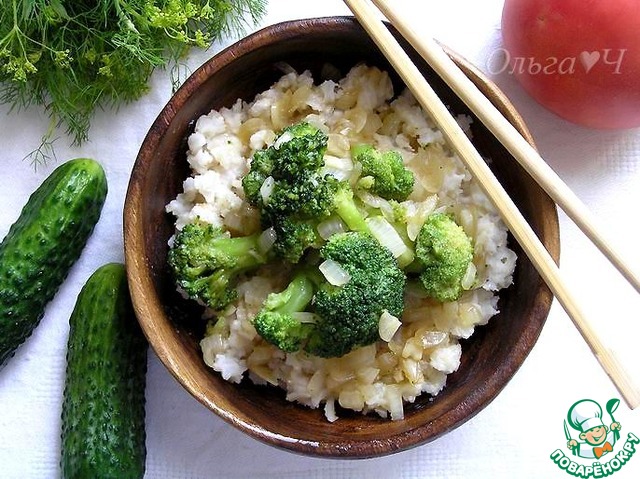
[167,219,270,311]
[243,122,373,262]
[351,143,415,201]
[252,270,317,353]
[0,0,267,164]
[242,122,329,191]
[309,231,406,357]
[413,213,474,302]
[253,231,407,358]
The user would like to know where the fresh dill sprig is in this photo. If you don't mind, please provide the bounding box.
[0,0,268,166]
[23,133,59,169]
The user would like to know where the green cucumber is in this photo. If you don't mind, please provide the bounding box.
[60,263,147,479]
[0,158,107,367]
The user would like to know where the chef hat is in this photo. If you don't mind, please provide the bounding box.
[568,399,605,433]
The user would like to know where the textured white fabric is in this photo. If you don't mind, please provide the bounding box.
[1,1,639,478]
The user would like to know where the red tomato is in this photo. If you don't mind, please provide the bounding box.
[501,0,640,129]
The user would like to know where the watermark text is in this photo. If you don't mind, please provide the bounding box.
[488,48,626,75]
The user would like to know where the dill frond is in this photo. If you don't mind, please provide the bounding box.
[0,0,268,164]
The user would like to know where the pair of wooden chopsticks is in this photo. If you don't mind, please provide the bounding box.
[344,0,640,409]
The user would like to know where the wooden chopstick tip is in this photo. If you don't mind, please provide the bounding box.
[599,349,640,410]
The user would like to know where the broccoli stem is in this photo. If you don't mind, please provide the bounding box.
[213,233,267,267]
[252,271,317,353]
[333,187,369,233]
[267,273,315,314]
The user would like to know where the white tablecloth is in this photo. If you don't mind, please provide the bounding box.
[1,1,639,478]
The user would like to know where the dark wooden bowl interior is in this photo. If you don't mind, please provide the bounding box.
[124,17,559,458]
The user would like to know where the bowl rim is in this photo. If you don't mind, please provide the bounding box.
[124,16,559,458]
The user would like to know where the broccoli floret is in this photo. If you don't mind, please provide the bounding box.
[307,231,406,358]
[270,217,319,264]
[265,173,337,220]
[265,176,371,235]
[253,271,316,353]
[242,122,331,263]
[261,178,334,263]
[167,220,269,311]
[414,213,473,302]
[242,122,372,262]
[242,122,328,206]
[266,180,371,262]
[241,149,275,207]
[351,144,415,201]
[251,232,406,358]
[270,122,328,180]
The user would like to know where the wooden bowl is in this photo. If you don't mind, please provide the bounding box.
[124,17,559,458]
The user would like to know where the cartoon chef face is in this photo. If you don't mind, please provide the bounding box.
[580,425,609,446]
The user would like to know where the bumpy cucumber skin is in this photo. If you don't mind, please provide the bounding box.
[0,158,107,368]
[60,263,147,479]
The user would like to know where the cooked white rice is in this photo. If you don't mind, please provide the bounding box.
[166,64,517,421]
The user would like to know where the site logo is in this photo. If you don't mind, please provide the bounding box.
[550,398,639,478]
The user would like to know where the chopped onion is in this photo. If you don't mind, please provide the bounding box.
[317,217,346,240]
[307,370,326,397]
[258,227,276,254]
[378,310,402,342]
[386,385,405,421]
[324,398,338,422]
[351,161,363,182]
[366,216,409,259]
[319,259,351,286]
[380,201,396,224]
[324,155,353,171]
[320,166,351,181]
[406,195,438,241]
[273,131,293,149]
[260,176,274,203]
[357,190,389,209]
[291,312,321,324]
[459,303,482,327]
[420,330,447,348]
[338,389,365,411]
[460,261,477,290]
